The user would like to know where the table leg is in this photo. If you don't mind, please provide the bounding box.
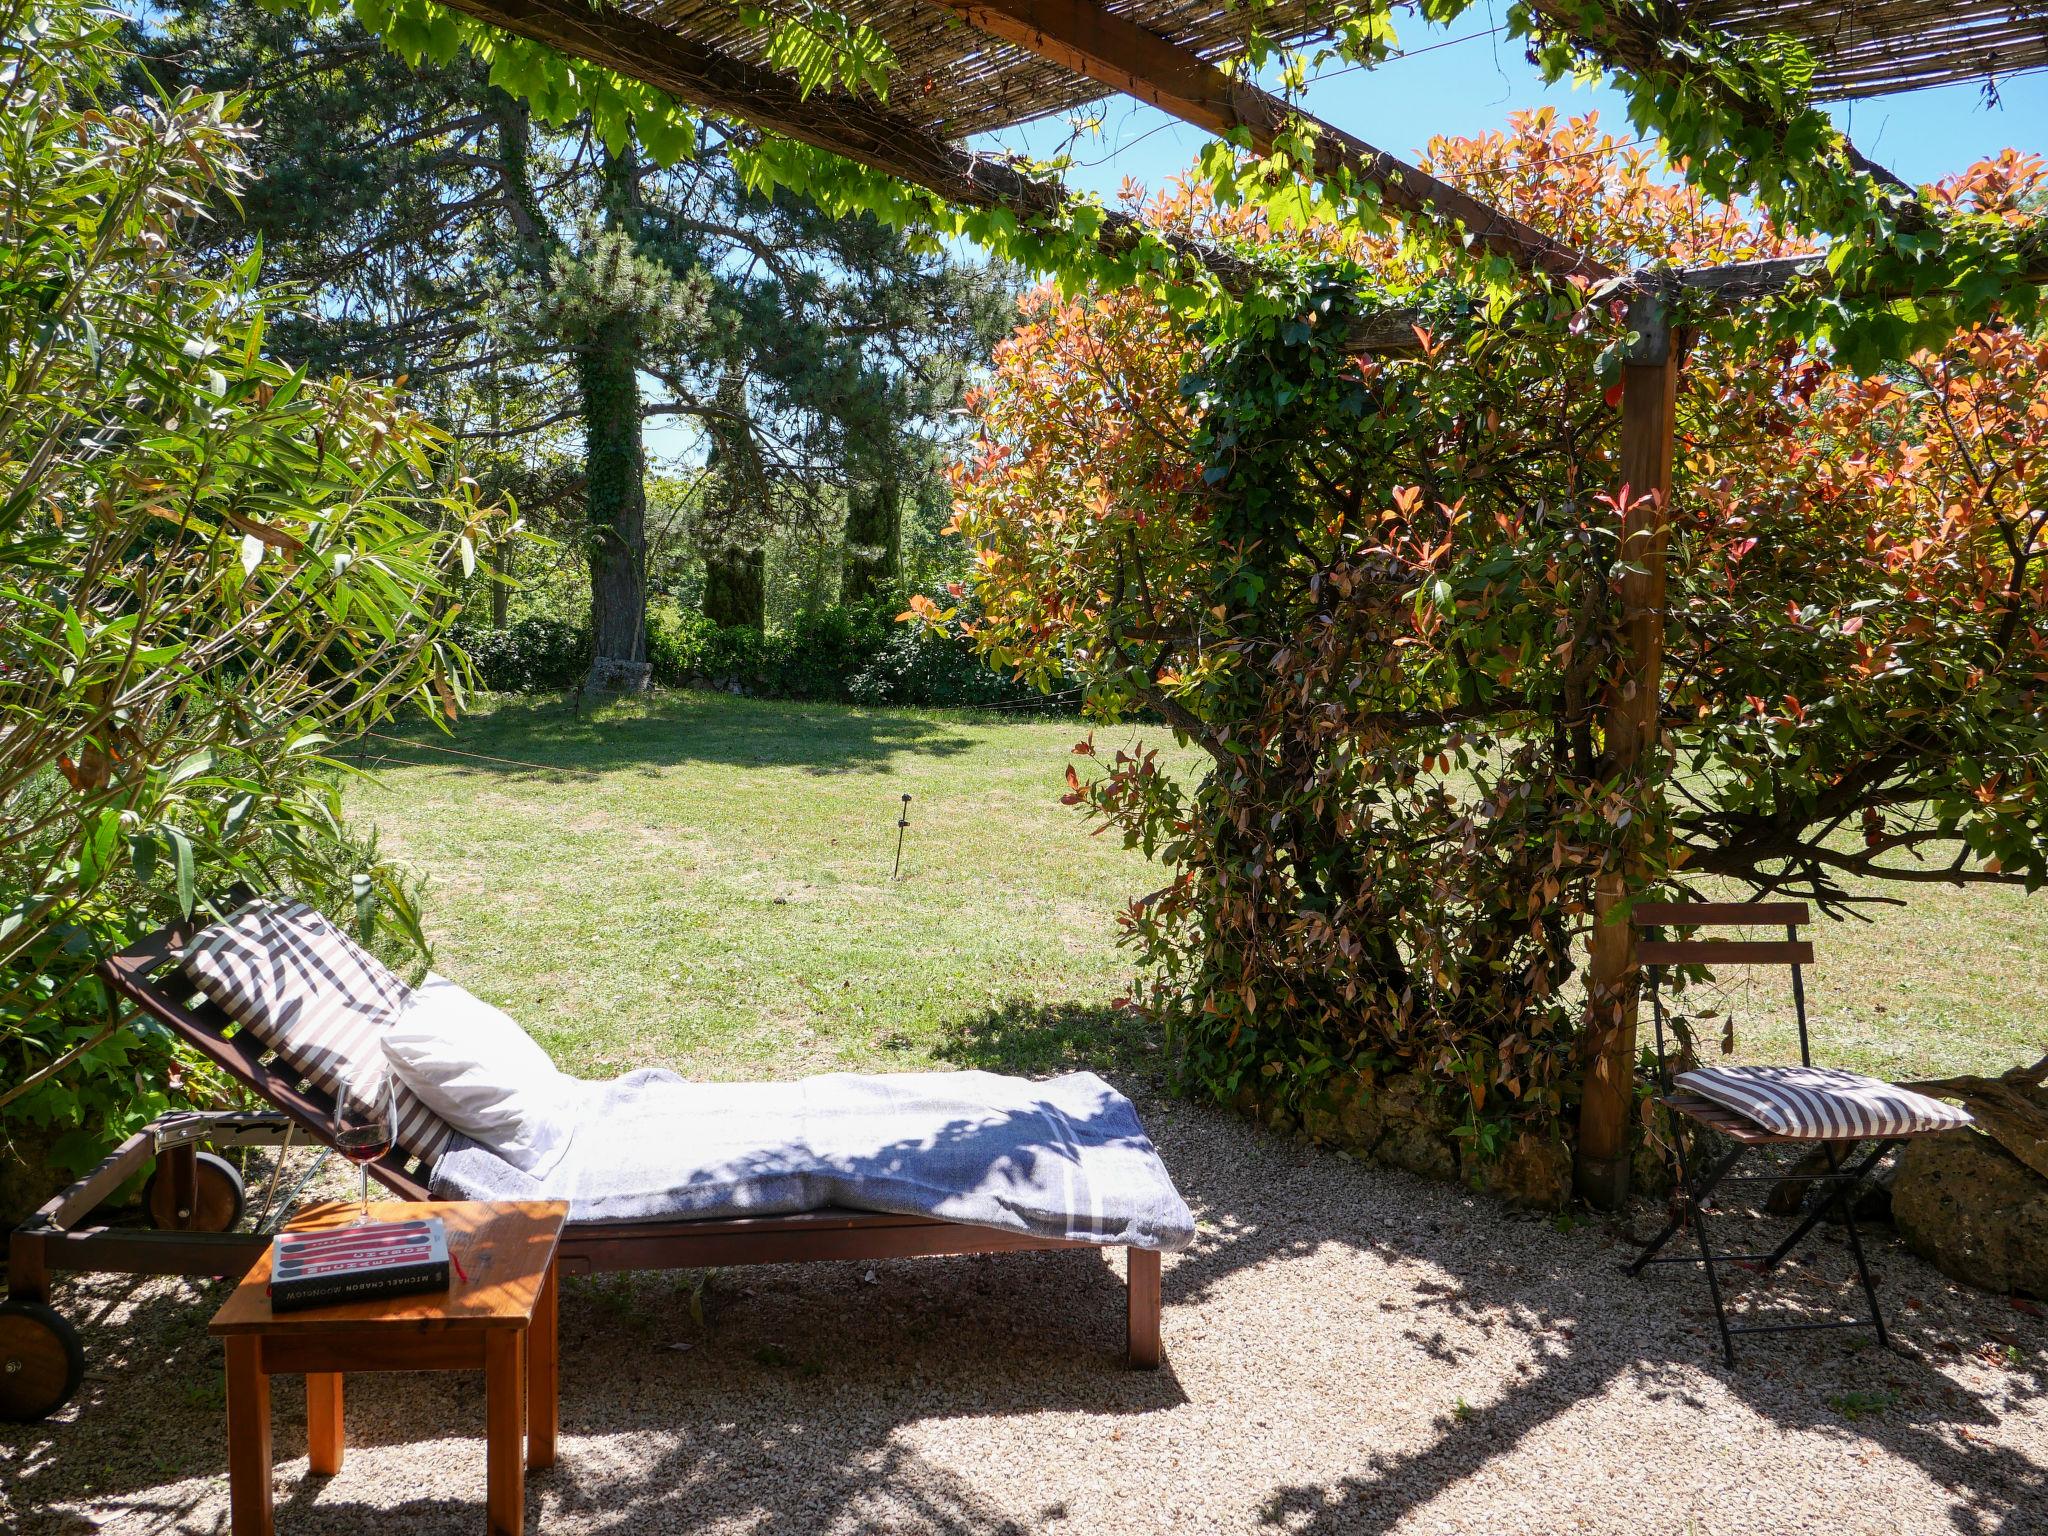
[485,1329,525,1536]
[225,1337,273,1536]
[527,1259,558,1470]
[306,1372,344,1476]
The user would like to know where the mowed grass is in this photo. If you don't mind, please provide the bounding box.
[349,692,1162,1082]
[349,691,2045,1088]
[1695,866,2046,1082]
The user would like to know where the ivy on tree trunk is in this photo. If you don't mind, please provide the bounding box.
[579,143,651,688]
[580,307,649,671]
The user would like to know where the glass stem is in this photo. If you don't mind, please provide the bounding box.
[360,1164,370,1222]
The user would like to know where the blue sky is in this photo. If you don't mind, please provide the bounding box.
[967,13,2046,205]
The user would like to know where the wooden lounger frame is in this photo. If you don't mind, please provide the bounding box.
[6,911,1161,1374]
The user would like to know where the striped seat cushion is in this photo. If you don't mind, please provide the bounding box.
[181,900,455,1167]
[1675,1065,1973,1140]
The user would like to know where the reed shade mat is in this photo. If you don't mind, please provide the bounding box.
[210,1199,568,1536]
[614,0,1340,138]
[577,0,2048,141]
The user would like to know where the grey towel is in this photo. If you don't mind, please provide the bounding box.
[430,1068,1195,1252]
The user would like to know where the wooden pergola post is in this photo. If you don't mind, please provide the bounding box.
[1574,285,1679,1210]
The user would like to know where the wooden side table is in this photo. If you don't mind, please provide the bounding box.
[209,1199,569,1536]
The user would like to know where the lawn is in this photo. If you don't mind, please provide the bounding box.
[350,690,2046,1088]
[350,691,1160,1083]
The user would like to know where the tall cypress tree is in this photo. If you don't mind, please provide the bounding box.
[839,469,901,606]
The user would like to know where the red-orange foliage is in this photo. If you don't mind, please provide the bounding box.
[945,116,2047,1154]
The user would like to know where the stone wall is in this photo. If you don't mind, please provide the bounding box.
[1239,1070,1576,1209]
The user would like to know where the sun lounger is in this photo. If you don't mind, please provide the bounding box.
[1,904,1186,1421]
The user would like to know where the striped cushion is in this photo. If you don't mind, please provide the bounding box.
[181,900,455,1167]
[1675,1065,1973,1140]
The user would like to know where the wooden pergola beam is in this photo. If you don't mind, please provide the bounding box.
[432,0,1260,283]
[931,0,1609,281]
[1677,244,2048,296]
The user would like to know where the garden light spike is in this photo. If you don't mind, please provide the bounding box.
[892,793,912,880]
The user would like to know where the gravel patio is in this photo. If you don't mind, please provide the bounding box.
[5,1094,2043,1536]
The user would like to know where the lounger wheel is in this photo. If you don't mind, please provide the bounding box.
[0,1300,85,1422]
[144,1150,245,1232]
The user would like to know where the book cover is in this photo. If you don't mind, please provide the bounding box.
[270,1217,452,1312]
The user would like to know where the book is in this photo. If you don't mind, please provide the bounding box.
[269,1217,452,1312]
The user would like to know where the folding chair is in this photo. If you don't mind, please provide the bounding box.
[1624,901,1963,1367]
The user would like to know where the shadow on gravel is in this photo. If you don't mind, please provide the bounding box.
[7,1243,1180,1536]
[9,1101,2045,1535]
[1172,1138,2048,1536]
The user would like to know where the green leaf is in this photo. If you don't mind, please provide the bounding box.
[165,826,196,916]
[223,792,257,837]
[636,102,696,167]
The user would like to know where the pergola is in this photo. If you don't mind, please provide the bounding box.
[434,0,2046,1204]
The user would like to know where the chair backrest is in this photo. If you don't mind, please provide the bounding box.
[1630,901,1814,1083]
[99,904,434,1201]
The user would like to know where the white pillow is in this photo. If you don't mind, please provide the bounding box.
[381,973,577,1178]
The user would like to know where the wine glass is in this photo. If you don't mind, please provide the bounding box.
[331,1066,396,1227]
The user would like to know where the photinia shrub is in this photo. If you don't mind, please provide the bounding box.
[941,116,2047,1166]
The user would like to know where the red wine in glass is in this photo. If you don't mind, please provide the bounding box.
[335,1127,393,1164]
[332,1068,396,1226]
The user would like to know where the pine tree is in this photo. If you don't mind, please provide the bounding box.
[146,0,1013,679]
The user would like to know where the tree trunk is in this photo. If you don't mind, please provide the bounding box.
[578,144,650,694]
[703,546,765,630]
[840,470,900,605]
[489,544,510,628]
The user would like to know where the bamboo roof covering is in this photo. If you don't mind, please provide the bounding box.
[624,0,1335,139]
[443,0,2047,308]
[1688,0,2048,100]
[612,0,2048,143]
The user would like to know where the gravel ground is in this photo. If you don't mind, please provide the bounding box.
[4,1098,2044,1536]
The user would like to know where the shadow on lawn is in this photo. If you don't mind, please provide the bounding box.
[932,997,1157,1080]
[362,693,981,782]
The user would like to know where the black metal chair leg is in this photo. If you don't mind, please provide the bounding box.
[1690,1176,1739,1368]
[1632,1138,1743,1272]
[1757,1140,1894,1273]
[1632,1092,1700,1273]
[1629,1209,1687,1275]
[1667,1144,1746,1367]
[1826,1155,1893,1350]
